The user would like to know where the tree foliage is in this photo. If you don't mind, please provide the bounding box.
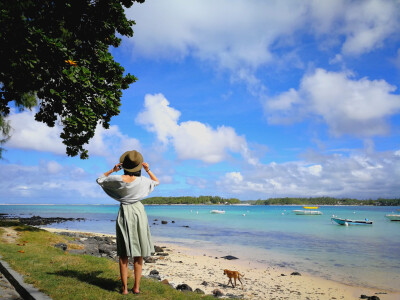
[244,197,400,206]
[142,196,241,205]
[141,196,400,206]
[0,0,144,158]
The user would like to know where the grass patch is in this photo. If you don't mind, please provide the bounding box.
[0,222,215,300]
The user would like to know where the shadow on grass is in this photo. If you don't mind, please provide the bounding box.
[0,220,43,232]
[14,226,43,232]
[0,220,21,227]
[48,270,120,292]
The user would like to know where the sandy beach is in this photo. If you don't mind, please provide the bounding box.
[43,227,399,300]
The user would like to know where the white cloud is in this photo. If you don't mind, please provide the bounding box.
[128,0,306,71]
[216,149,400,199]
[136,93,257,164]
[5,110,141,158]
[0,162,105,201]
[172,121,245,163]
[306,0,346,34]
[158,175,174,184]
[265,68,400,136]
[86,124,141,158]
[329,54,343,65]
[126,0,400,105]
[225,172,243,184]
[119,138,142,155]
[128,0,400,69]
[307,164,322,176]
[135,94,180,144]
[340,0,400,55]
[7,110,65,154]
[266,88,304,124]
[45,161,63,174]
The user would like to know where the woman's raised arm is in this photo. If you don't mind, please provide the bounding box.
[142,162,159,184]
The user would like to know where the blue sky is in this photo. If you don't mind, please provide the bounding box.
[1,0,400,204]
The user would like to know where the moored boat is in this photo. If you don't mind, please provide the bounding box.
[210,210,225,214]
[385,214,400,221]
[293,210,323,215]
[331,217,373,225]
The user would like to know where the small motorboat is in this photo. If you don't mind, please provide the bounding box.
[293,210,323,215]
[210,210,225,214]
[385,214,400,221]
[331,217,373,225]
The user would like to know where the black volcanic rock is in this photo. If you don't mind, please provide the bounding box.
[1,215,86,226]
[221,255,238,260]
[291,272,301,276]
[54,243,68,251]
[154,245,164,252]
[176,284,192,292]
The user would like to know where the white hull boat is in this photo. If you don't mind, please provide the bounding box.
[293,210,323,215]
[385,214,400,221]
[331,217,373,225]
[210,210,225,214]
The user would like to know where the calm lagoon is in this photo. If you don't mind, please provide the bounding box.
[1,204,399,291]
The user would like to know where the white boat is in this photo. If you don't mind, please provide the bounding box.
[293,210,323,215]
[385,214,400,221]
[210,210,225,214]
[331,217,373,225]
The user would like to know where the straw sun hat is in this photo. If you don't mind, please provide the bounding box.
[119,150,143,172]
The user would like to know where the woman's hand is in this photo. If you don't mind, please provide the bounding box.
[112,163,123,173]
[142,162,159,183]
[142,162,150,172]
[104,163,122,177]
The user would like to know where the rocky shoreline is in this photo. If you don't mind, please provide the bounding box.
[0,214,85,226]
[47,231,390,300]
[51,231,236,298]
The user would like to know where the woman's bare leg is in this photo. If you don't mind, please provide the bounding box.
[119,256,129,294]
[132,256,143,293]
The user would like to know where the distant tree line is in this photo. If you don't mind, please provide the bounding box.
[142,196,241,205]
[141,196,400,206]
[243,197,400,206]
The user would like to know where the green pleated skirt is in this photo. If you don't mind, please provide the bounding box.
[116,201,155,257]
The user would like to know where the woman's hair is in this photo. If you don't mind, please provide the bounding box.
[124,169,141,177]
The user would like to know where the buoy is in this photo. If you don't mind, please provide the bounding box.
[243,214,246,216]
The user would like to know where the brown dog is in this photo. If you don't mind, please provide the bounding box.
[223,269,244,289]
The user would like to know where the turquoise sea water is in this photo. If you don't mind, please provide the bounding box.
[1,204,400,291]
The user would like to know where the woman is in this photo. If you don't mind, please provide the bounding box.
[96,150,159,295]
